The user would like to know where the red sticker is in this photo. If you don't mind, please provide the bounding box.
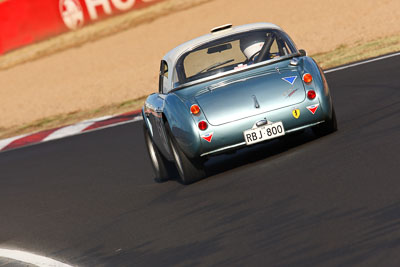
[307,104,319,114]
[201,132,213,142]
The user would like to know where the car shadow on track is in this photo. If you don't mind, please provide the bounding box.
[204,129,322,178]
[156,129,335,184]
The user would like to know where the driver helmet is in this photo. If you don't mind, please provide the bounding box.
[240,33,265,60]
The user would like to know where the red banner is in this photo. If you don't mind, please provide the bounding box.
[0,0,161,54]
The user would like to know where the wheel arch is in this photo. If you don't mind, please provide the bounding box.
[163,93,202,159]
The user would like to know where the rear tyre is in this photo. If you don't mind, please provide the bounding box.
[166,123,206,184]
[312,107,338,136]
[143,124,175,182]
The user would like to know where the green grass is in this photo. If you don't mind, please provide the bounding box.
[313,34,400,69]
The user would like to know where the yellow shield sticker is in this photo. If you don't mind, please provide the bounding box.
[292,109,300,119]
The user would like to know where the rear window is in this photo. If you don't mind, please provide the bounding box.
[173,29,297,87]
[183,40,246,78]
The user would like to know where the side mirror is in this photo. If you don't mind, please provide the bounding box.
[299,49,307,57]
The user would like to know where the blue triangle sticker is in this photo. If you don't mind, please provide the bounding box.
[282,76,297,85]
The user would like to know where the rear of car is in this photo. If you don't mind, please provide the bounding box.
[143,23,336,184]
[174,59,329,157]
[170,27,332,157]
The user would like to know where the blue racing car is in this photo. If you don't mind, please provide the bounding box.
[142,23,337,184]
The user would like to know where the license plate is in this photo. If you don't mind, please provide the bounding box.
[243,122,285,145]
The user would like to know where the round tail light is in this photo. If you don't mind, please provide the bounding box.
[307,90,316,100]
[190,104,200,115]
[198,121,208,131]
[303,73,313,83]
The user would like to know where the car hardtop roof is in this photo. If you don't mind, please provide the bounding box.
[163,22,282,66]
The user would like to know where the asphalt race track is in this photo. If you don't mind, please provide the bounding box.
[1,55,399,266]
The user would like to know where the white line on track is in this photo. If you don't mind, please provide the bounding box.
[57,115,143,137]
[0,248,73,267]
[43,115,113,142]
[324,51,400,73]
[0,116,143,153]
